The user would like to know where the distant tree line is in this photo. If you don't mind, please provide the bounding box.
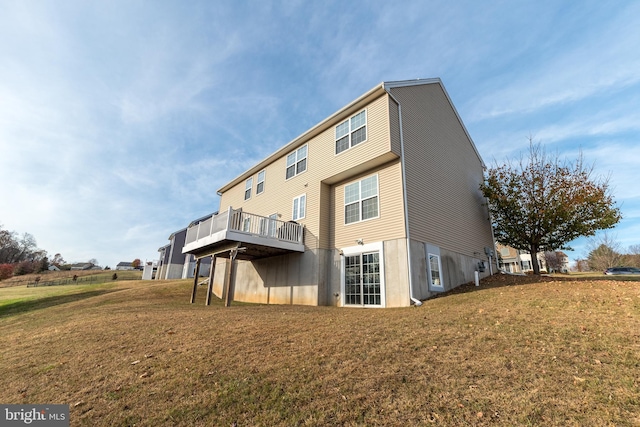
[573,233,640,272]
[0,223,97,280]
[0,224,48,279]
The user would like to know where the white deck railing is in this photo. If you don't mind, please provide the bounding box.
[184,207,304,249]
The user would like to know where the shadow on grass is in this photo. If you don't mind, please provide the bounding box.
[433,273,640,299]
[0,289,122,317]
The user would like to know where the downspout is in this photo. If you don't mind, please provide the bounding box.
[384,86,422,307]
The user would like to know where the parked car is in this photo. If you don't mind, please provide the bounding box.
[604,267,640,275]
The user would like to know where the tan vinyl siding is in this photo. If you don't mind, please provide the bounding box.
[331,160,405,249]
[219,93,395,251]
[388,97,401,156]
[389,84,493,258]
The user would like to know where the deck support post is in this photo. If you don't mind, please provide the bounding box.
[190,258,201,304]
[205,254,216,306]
[223,245,243,307]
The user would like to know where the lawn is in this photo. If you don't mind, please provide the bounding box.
[0,274,638,426]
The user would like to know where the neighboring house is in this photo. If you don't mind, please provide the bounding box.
[183,78,495,308]
[496,243,550,274]
[156,214,215,280]
[48,265,60,271]
[156,244,171,279]
[557,251,570,273]
[497,244,523,274]
[116,262,135,270]
[70,263,93,271]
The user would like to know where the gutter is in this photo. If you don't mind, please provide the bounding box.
[383,85,422,307]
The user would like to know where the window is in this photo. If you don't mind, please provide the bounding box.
[244,177,252,200]
[286,145,307,179]
[344,175,379,224]
[344,251,381,306]
[335,110,367,154]
[292,194,306,220]
[429,254,442,287]
[256,170,265,194]
[259,213,278,237]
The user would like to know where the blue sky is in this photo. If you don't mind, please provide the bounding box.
[1,1,638,268]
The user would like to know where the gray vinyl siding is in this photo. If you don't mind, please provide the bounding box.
[389,84,493,258]
[169,230,187,264]
[219,93,396,251]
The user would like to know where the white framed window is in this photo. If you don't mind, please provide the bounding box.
[344,174,379,224]
[428,254,443,288]
[256,170,265,195]
[292,194,306,221]
[244,177,252,200]
[335,110,367,154]
[426,243,444,291]
[286,145,307,179]
[341,241,385,307]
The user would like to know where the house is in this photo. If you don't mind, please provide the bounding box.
[116,262,135,271]
[156,214,215,280]
[183,78,495,308]
[70,263,93,271]
[497,243,563,274]
[496,244,523,274]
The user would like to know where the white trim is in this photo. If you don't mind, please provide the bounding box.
[256,169,265,195]
[340,241,386,308]
[292,193,306,221]
[335,108,368,155]
[285,144,308,181]
[344,173,379,225]
[244,177,253,201]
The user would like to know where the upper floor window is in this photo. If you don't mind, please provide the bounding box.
[286,145,307,179]
[344,174,378,224]
[256,170,265,195]
[335,110,367,154]
[292,194,306,221]
[244,177,253,200]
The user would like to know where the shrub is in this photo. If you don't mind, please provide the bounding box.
[0,264,13,281]
[112,273,118,280]
[13,261,37,276]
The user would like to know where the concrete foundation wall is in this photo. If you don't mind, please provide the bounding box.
[211,249,331,306]
[326,238,410,308]
[208,237,488,308]
[165,263,184,280]
[156,265,167,280]
[382,239,411,308]
[409,238,491,300]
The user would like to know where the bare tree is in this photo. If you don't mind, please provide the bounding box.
[544,251,565,273]
[586,232,622,271]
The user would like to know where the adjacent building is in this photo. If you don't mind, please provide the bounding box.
[183,78,496,308]
[157,214,215,280]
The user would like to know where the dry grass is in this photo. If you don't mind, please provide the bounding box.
[0,270,142,288]
[0,274,639,426]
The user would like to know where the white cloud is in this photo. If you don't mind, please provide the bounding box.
[467,3,640,121]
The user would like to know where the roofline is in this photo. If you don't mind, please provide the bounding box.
[217,78,483,193]
[384,78,485,169]
[217,82,391,194]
